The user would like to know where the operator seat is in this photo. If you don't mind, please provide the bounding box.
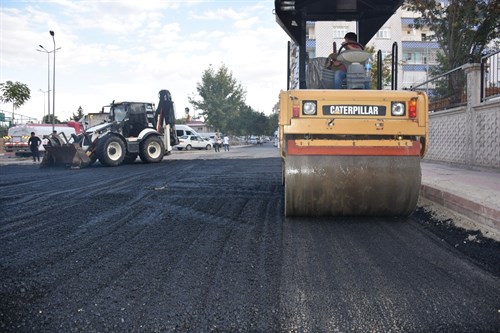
[337,50,372,89]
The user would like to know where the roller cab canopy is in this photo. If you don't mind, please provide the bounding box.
[274,0,404,46]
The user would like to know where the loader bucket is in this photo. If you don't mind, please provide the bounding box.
[41,143,92,169]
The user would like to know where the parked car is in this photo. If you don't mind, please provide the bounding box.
[176,135,212,151]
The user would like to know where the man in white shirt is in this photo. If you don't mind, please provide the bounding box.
[223,135,230,151]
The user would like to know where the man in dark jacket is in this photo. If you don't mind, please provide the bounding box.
[27,131,42,162]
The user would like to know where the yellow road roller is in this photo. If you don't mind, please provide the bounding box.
[275,0,429,216]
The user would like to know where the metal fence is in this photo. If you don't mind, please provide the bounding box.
[481,49,500,102]
[411,67,467,112]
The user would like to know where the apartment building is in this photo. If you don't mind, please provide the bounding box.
[302,8,439,89]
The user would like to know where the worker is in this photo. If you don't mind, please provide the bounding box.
[332,32,364,89]
[27,132,42,163]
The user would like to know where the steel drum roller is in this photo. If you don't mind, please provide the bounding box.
[284,155,421,216]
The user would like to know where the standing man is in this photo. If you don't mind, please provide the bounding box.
[223,135,230,151]
[28,132,42,163]
[213,132,221,152]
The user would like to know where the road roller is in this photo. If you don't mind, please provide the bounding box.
[275,0,429,216]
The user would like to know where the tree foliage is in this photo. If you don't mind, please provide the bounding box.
[403,0,500,71]
[42,114,61,124]
[188,64,277,136]
[365,45,392,88]
[0,81,31,111]
[188,64,246,133]
[70,106,84,121]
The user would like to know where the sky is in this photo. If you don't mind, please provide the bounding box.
[0,0,289,123]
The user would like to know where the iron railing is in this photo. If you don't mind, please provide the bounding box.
[411,67,467,112]
[481,49,500,102]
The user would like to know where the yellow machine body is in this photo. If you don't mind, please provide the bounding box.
[279,89,428,216]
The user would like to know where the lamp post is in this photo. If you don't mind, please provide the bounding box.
[36,46,52,125]
[37,32,60,131]
[50,31,56,132]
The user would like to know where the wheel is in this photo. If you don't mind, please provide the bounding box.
[123,153,138,164]
[177,147,183,150]
[96,135,125,167]
[139,135,165,163]
[185,144,192,151]
[206,144,211,150]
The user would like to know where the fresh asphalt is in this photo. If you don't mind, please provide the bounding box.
[0,144,499,332]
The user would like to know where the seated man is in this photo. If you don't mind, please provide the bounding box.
[331,32,365,89]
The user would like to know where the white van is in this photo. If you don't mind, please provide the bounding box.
[175,124,199,138]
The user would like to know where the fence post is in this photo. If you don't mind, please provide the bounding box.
[462,63,482,166]
[462,63,482,108]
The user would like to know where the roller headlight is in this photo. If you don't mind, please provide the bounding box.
[302,101,317,115]
[391,102,405,116]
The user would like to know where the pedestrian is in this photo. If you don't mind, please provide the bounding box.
[223,135,230,151]
[28,131,42,163]
[214,132,221,152]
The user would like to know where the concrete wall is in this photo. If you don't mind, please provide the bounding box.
[425,63,500,169]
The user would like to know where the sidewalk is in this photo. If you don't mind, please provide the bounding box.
[420,161,500,240]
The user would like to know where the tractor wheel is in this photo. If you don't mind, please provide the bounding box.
[139,136,165,163]
[96,135,125,167]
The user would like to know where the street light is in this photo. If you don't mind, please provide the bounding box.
[50,31,56,132]
[37,32,60,131]
[36,46,52,124]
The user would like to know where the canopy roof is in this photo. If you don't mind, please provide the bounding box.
[274,0,404,45]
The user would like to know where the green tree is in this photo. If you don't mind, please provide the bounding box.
[188,64,246,133]
[71,106,84,121]
[0,81,31,120]
[403,0,500,70]
[266,112,279,136]
[365,45,393,89]
[42,114,61,124]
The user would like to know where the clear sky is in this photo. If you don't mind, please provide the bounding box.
[0,0,289,123]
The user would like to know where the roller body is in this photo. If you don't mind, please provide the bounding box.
[278,89,429,217]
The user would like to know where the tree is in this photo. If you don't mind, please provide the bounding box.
[0,81,31,120]
[266,112,279,136]
[365,45,393,88]
[71,106,84,121]
[42,114,61,124]
[188,64,246,132]
[403,0,500,71]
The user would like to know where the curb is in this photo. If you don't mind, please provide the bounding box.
[420,184,500,237]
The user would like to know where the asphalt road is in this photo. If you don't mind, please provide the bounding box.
[1,145,499,332]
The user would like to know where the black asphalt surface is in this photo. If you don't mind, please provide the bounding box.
[1,145,499,332]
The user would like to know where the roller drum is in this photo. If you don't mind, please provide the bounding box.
[284,155,421,216]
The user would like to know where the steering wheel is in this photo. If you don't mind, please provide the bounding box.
[337,42,365,54]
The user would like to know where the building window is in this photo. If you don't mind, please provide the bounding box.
[306,26,316,40]
[333,27,348,39]
[376,29,391,39]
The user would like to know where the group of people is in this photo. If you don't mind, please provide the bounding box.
[325,32,368,89]
[213,132,229,152]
